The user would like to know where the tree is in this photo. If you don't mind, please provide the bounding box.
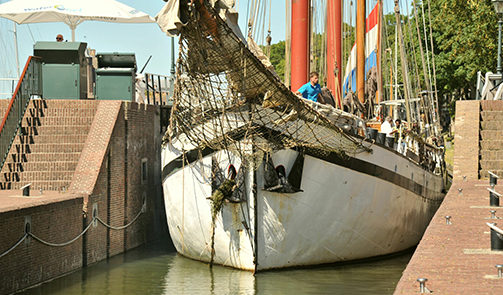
[426,0,497,98]
[269,41,286,81]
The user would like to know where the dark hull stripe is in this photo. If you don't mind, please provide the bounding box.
[162,144,444,204]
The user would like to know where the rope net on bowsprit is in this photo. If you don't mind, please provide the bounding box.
[165,2,368,168]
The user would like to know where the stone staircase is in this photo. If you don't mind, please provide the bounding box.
[0,99,98,190]
[479,101,503,179]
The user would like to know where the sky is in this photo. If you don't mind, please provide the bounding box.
[0,1,287,80]
[0,0,405,98]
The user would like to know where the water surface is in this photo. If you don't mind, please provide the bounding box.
[24,241,411,295]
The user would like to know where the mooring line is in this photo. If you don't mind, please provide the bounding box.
[0,234,28,259]
[96,207,144,230]
[29,220,94,247]
[0,205,145,257]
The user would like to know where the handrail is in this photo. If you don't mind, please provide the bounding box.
[0,56,43,172]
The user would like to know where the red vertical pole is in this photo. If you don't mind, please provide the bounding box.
[290,0,310,92]
[326,0,342,108]
[356,0,365,104]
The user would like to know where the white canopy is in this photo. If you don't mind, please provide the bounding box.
[0,0,155,41]
[156,0,242,39]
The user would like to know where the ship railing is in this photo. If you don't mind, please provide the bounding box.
[476,71,503,100]
[0,56,43,171]
[143,73,174,106]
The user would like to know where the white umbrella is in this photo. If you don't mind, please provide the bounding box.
[0,0,155,41]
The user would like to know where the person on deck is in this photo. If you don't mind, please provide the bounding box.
[394,119,407,154]
[381,116,395,137]
[295,71,322,102]
[56,34,64,42]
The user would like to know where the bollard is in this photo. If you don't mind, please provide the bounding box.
[489,223,503,251]
[417,278,428,293]
[491,210,497,219]
[39,188,43,195]
[445,216,452,225]
[463,175,467,182]
[458,188,463,196]
[496,265,503,278]
[489,171,499,188]
[488,188,501,207]
[21,183,31,197]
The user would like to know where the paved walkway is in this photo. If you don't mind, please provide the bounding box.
[394,180,503,294]
[0,190,78,213]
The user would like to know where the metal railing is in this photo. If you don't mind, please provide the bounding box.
[144,73,173,106]
[0,56,43,171]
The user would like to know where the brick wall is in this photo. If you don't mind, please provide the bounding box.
[479,100,503,178]
[0,100,166,293]
[453,100,480,181]
[0,194,83,295]
[124,103,163,248]
[0,99,10,118]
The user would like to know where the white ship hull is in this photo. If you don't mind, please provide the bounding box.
[162,135,445,271]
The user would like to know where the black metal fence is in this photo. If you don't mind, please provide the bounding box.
[144,73,173,106]
[0,56,43,171]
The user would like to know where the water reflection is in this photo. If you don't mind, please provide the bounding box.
[23,241,411,295]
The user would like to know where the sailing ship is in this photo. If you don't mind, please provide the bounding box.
[157,0,447,271]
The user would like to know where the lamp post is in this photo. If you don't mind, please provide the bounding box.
[493,0,503,74]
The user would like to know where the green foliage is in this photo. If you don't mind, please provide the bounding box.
[269,40,286,81]
[428,0,497,98]
[267,0,499,103]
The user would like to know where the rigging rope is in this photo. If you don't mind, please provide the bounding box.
[427,0,440,132]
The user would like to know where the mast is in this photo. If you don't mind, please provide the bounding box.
[394,24,398,119]
[356,0,365,105]
[290,0,310,91]
[285,0,291,87]
[326,0,342,108]
[394,0,412,127]
[376,1,383,105]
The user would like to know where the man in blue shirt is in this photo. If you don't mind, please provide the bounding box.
[295,71,322,102]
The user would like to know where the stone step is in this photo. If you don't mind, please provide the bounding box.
[480,169,503,179]
[11,134,88,145]
[480,111,503,121]
[1,180,71,191]
[17,125,92,136]
[9,143,85,153]
[480,130,503,140]
[480,150,503,161]
[481,121,503,130]
[480,141,503,150]
[480,160,503,170]
[481,100,503,111]
[4,152,81,164]
[2,161,78,173]
[40,108,98,118]
[2,171,74,182]
[23,116,95,127]
[43,100,99,109]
